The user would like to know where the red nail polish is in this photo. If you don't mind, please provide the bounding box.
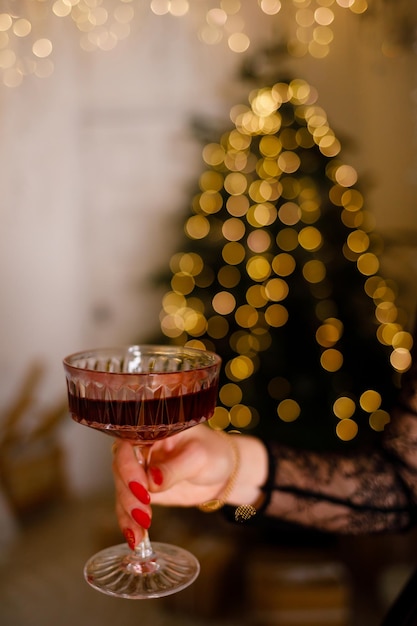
[132,508,151,530]
[149,467,163,486]
[129,481,151,505]
[123,528,136,550]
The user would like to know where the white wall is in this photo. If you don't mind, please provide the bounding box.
[0,6,416,495]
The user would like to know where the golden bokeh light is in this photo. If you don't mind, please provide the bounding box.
[303,259,326,283]
[279,202,301,226]
[203,143,226,167]
[377,323,401,347]
[320,348,343,372]
[199,190,223,214]
[347,230,370,254]
[276,228,299,251]
[390,348,412,373]
[359,389,382,412]
[158,76,412,444]
[224,172,248,196]
[230,404,252,428]
[247,229,272,253]
[219,382,243,406]
[392,331,413,351]
[265,277,289,301]
[223,217,246,241]
[356,252,380,276]
[171,272,195,295]
[227,195,250,217]
[277,398,301,422]
[316,320,342,347]
[185,214,210,239]
[218,265,241,288]
[260,1,282,16]
[369,409,390,431]
[0,1,409,86]
[208,406,231,430]
[162,290,186,313]
[246,284,268,308]
[235,304,259,328]
[207,314,229,339]
[333,396,356,419]
[249,203,277,227]
[336,418,358,441]
[228,355,255,380]
[222,241,246,265]
[246,256,272,281]
[212,291,236,315]
[228,32,250,53]
[298,226,322,251]
[375,301,398,324]
[265,303,289,327]
[334,164,358,187]
[178,252,204,276]
[272,253,296,277]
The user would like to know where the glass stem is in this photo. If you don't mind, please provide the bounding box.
[134,530,154,560]
[132,444,155,561]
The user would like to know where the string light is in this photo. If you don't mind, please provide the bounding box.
[0,1,412,87]
[159,78,413,442]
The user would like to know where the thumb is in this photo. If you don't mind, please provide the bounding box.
[147,435,209,493]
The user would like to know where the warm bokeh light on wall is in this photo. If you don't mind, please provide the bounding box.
[0,0,412,86]
[159,78,413,442]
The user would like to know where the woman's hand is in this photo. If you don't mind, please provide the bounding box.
[112,424,268,548]
[112,440,153,549]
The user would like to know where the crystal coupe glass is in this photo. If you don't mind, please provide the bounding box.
[63,345,221,599]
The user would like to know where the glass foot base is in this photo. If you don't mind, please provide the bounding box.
[84,542,200,599]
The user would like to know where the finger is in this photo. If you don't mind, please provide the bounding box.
[113,466,151,513]
[148,439,231,509]
[112,440,149,489]
[148,427,239,507]
[148,436,208,492]
[115,499,148,548]
[112,440,151,510]
[114,488,152,541]
[149,426,233,492]
[112,440,152,541]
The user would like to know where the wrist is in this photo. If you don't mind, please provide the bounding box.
[196,431,270,518]
[197,431,240,512]
[226,434,269,507]
[218,437,274,524]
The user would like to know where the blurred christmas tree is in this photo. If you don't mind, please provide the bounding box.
[151,75,413,452]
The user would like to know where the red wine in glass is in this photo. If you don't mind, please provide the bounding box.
[68,385,219,442]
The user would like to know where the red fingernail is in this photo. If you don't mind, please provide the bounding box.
[123,528,136,550]
[129,481,151,505]
[149,467,163,486]
[132,508,151,530]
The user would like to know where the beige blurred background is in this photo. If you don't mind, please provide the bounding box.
[0,3,416,625]
[0,2,415,496]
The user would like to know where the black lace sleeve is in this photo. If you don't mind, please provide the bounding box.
[260,339,417,534]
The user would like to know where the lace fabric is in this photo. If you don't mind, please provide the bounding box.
[261,333,417,535]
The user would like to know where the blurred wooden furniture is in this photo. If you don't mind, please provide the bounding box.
[0,362,67,517]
